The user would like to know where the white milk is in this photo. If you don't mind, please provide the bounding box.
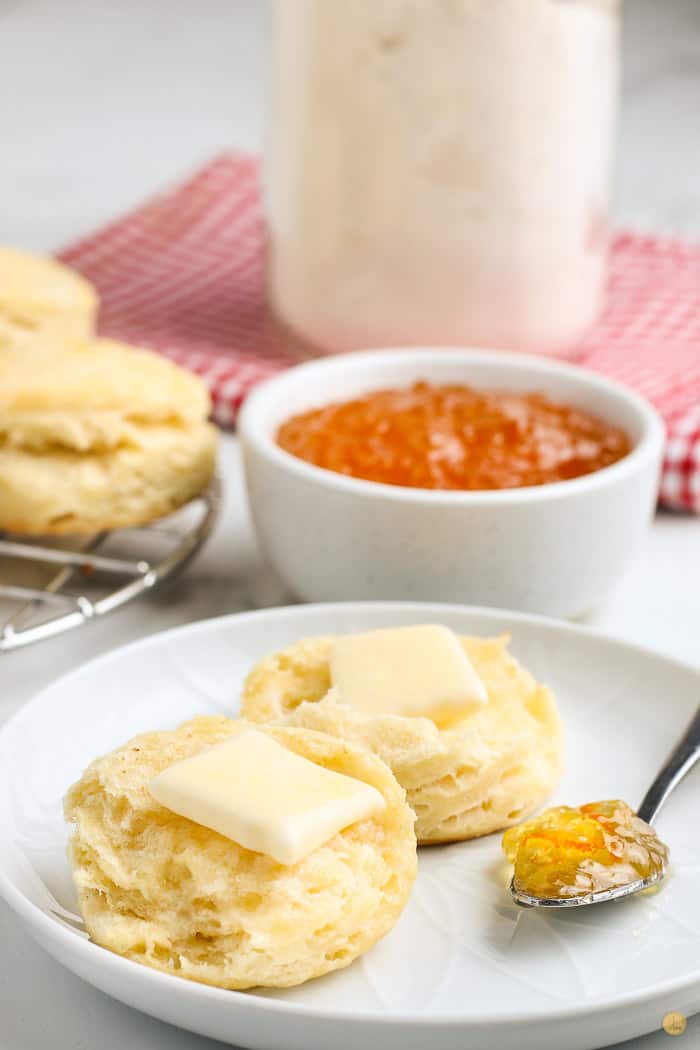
[266,0,620,355]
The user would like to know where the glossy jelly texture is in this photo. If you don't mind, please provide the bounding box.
[276,382,631,491]
[502,800,669,900]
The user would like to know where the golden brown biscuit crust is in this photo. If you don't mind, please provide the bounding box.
[0,339,216,534]
[0,421,216,534]
[0,247,97,346]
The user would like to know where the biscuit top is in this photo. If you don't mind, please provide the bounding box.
[0,338,211,452]
[0,247,97,312]
[149,725,386,865]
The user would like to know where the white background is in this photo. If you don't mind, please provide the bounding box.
[1,2,699,1048]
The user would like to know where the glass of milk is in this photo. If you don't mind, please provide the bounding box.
[266,0,620,356]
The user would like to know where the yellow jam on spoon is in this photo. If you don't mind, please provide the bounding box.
[502,800,669,901]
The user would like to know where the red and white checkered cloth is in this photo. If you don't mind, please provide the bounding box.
[58,153,700,512]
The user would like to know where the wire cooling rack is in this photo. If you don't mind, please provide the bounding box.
[0,479,221,652]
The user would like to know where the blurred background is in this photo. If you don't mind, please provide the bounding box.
[0,0,698,253]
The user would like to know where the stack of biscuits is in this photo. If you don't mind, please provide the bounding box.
[0,248,216,535]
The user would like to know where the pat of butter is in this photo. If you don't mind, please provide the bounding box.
[330,625,488,726]
[149,727,385,865]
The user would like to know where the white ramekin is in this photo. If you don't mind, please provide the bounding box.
[238,349,665,618]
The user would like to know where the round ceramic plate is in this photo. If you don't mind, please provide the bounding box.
[1,603,699,1050]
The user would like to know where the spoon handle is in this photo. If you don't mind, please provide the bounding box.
[637,704,700,824]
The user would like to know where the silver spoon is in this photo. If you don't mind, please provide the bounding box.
[511,704,700,909]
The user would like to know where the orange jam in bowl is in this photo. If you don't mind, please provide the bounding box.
[502,800,669,901]
[275,382,632,491]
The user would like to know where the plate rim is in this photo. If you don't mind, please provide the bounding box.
[1,599,699,1030]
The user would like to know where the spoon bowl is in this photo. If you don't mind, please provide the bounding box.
[510,704,700,909]
[510,865,668,909]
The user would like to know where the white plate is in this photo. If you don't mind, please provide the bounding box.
[1,603,699,1050]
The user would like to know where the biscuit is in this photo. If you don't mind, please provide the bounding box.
[0,339,216,533]
[0,422,216,534]
[242,635,564,844]
[0,247,97,346]
[0,339,210,452]
[64,716,417,990]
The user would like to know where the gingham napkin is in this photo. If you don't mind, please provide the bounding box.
[59,154,700,512]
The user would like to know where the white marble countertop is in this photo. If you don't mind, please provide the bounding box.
[1,2,699,1049]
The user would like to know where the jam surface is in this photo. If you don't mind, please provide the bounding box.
[276,382,631,490]
[502,800,669,900]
